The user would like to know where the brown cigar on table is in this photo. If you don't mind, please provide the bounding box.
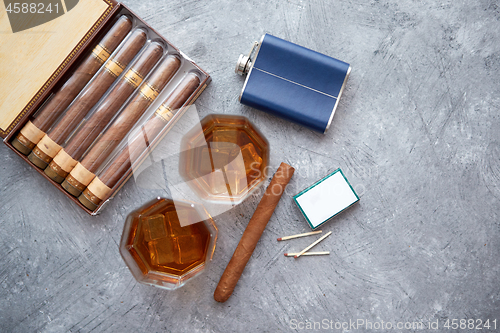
[44,42,164,183]
[61,55,181,197]
[12,16,132,156]
[78,72,201,211]
[214,162,295,303]
[28,29,148,170]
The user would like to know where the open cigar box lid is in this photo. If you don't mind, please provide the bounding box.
[0,0,118,138]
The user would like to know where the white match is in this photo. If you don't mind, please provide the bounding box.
[294,231,332,258]
[277,230,322,241]
[284,251,329,257]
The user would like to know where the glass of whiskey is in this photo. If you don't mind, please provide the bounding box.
[120,198,218,290]
[180,114,269,203]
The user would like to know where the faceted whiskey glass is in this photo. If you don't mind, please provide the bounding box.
[120,198,217,290]
[180,114,269,204]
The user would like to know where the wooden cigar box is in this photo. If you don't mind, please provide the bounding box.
[0,0,211,215]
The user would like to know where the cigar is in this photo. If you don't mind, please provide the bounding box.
[214,162,295,302]
[28,29,147,169]
[12,16,132,155]
[61,55,181,196]
[45,42,164,183]
[78,72,201,211]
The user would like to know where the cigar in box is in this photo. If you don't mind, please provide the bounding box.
[78,72,201,211]
[61,54,182,197]
[44,41,165,183]
[28,28,148,169]
[11,15,133,156]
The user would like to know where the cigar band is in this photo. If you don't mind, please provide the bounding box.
[92,44,111,64]
[155,104,175,122]
[139,83,160,102]
[70,162,96,186]
[52,149,77,173]
[104,58,126,78]
[37,134,62,158]
[20,120,45,143]
[87,176,112,200]
[123,68,144,89]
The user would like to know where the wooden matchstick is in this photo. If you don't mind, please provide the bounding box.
[284,252,329,257]
[294,231,332,258]
[277,230,322,241]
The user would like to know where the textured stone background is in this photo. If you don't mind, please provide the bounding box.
[1,0,500,332]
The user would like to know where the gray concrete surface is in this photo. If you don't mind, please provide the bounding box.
[1,0,500,332]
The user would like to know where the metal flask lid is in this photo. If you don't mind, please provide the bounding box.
[235,41,259,76]
[235,54,252,75]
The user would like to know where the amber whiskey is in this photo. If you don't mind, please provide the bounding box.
[120,198,217,289]
[181,114,269,203]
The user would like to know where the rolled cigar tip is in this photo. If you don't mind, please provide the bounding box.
[214,290,228,303]
[107,16,132,35]
[78,192,99,211]
[145,54,181,88]
[107,16,133,40]
[11,136,33,155]
[129,28,148,43]
[28,151,49,169]
[188,72,201,86]
[61,179,83,197]
[117,15,132,27]
[148,41,164,53]
[278,162,295,177]
[44,165,65,183]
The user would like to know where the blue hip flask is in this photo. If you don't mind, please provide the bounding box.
[236,34,351,133]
